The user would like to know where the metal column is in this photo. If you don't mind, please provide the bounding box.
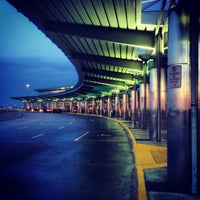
[92,99,96,114]
[167,8,191,191]
[123,93,128,120]
[149,66,166,141]
[84,100,88,114]
[115,94,120,118]
[155,29,163,141]
[189,0,199,193]
[131,85,138,126]
[99,99,103,115]
[107,97,112,117]
[139,82,149,129]
[69,101,73,113]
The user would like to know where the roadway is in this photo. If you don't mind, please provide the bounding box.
[0,112,136,200]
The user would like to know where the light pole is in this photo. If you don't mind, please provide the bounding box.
[25,83,30,110]
[26,83,30,96]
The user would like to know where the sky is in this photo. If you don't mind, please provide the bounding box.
[0,0,78,107]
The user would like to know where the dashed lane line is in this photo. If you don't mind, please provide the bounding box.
[58,126,65,130]
[74,131,90,141]
[18,126,28,130]
[31,133,44,139]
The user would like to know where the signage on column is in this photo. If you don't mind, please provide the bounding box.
[167,65,182,89]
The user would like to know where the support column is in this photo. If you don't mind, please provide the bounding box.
[131,85,138,126]
[96,100,99,115]
[38,102,42,112]
[77,101,81,113]
[47,102,50,108]
[115,94,120,118]
[31,102,34,112]
[23,102,26,111]
[127,93,131,119]
[149,66,167,140]
[92,99,96,114]
[139,82,149,129]
[53,102,56,111]
[84,100,88,114]
[123,93,128,120]
[189,0,199,194]
[167,7,192,192]
[69,101,73,112]
[99,99,103,115]
[107,97,112,117]
[155,28,164,141]
[27,101,31,110]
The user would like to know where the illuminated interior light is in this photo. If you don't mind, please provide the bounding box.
[115,42,155,50]
[163,46,168,50]
[180,13,189,26]
[127,69,143,73]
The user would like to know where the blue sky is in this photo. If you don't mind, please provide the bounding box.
[0,1,78,107]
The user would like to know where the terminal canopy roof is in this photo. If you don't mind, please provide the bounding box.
[9,0,176,102]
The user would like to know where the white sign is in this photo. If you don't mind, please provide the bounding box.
[168,65,182,89]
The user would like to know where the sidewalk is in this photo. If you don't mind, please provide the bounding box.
[119,120,200,200]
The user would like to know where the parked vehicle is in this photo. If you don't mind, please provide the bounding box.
[46,107,53,112]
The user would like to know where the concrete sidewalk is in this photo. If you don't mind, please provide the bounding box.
[119,120,200,200]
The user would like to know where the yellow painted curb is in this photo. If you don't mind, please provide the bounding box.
[117,121,167,200]
[80,115,167,200]
[117,121,148,200]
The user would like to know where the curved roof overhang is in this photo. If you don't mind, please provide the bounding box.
[8,0,175,103]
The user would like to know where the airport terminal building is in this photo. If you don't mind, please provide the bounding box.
[9,0,200,194]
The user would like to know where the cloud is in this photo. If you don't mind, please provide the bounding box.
[0,56,78,106]
[0,1,78,106]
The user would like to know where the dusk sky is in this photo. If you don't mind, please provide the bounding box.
[0,1,78,107]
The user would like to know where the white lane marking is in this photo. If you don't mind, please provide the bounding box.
[31,134,44,139]
[18,126,28,130]
[74,131,90,141]
[58,126,65,130]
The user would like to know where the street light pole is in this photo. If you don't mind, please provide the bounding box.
[25,83,30,110]
[26,83,30,96]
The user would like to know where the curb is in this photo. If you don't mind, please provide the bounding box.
[0,112,22,121]
[116,120,148,200]
[86,115,148,200]
[63,113,167,200]
[116,120,167,200]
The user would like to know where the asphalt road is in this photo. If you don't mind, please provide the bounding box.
[0,112,136,200]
